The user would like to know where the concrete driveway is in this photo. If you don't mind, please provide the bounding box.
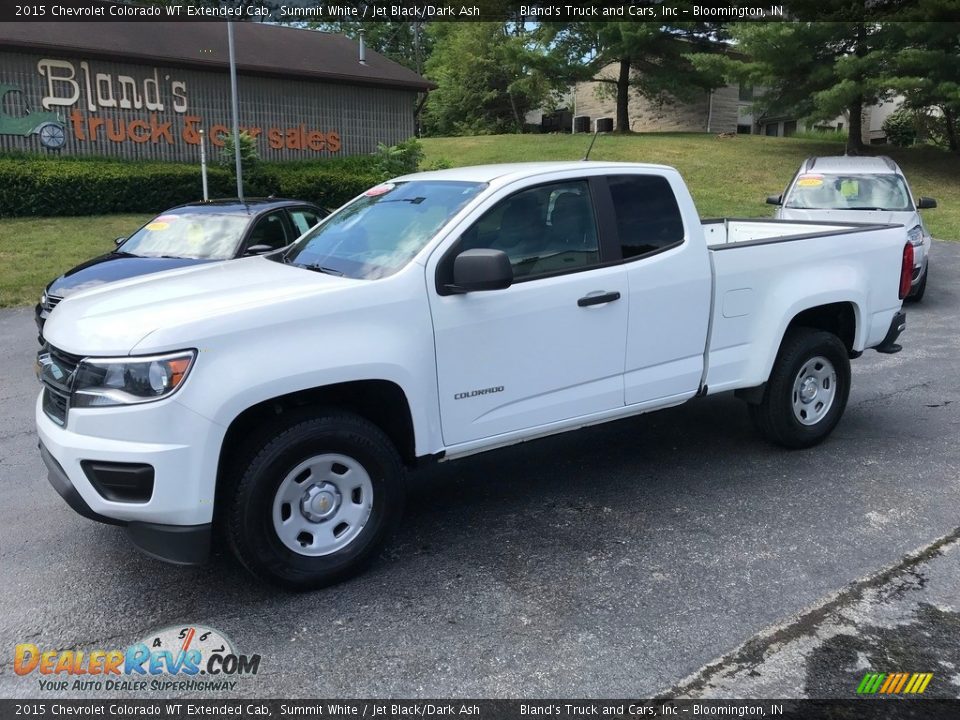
[0,241,958,699]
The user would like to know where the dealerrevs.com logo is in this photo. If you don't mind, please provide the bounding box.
[15,625,261,693]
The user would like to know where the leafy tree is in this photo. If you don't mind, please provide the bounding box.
[421,22,559,136]
[543,21,725,133]
[690,20,898,154]
[310,21,433,74]
[883,21,960,153]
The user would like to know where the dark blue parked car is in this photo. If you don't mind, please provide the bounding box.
[36,198,327,340]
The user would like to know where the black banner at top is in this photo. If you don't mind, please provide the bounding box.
[4,0,960,23]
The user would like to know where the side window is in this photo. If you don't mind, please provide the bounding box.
[288,208,324,236]
[608,175,685,259]
[246,211,290,251]
[461,180,599,279]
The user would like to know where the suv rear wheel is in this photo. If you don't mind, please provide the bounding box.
[224,411,405,590]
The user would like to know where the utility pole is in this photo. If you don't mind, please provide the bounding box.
[227,21,244,201]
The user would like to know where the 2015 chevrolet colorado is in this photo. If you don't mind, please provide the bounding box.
[35,162,912,588]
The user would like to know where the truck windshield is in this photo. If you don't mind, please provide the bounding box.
[784,173,913,211]
[277,180,485,279]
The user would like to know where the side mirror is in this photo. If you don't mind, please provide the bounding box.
[917,197,937,210]
[114,236,126,246]
[765,194,782,206]
[244,244,274,256]
[448,249,513,293]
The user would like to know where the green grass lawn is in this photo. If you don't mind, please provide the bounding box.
[421,133,960,240]
[1,133,956,308]
[0,214,150,308]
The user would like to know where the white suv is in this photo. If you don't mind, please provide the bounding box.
[768,156,936,300]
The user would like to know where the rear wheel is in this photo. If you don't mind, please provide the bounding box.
[225,411,405,590]
[749,329,851,449]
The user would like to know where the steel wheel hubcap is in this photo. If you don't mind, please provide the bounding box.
[792,355,837,426]
[272,453,373,556]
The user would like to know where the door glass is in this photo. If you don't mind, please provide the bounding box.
[608,175,685,259]
[289,208,323,235]
[461,180,599,279]
[247,211,290,250]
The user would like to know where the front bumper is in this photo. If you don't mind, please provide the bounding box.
[36,392,220,565]
[40,440,210,564]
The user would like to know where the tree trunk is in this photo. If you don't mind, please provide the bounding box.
[847,23,867,155]
[943,107,959,153]
[846,97,865,155]
[615,58,631,133]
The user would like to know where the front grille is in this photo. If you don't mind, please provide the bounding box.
[42,387,69,425]
[43,294,63,313]
[38,345,84,426]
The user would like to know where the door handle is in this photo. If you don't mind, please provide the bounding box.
[577,291,621,307]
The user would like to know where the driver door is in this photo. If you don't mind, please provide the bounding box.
[428,178,629,448]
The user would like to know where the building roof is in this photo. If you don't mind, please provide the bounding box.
[0,19,433,92]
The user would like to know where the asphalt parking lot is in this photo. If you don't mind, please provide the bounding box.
[1,241,958,700]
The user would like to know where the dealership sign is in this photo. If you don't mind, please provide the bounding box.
[3,57,341,152]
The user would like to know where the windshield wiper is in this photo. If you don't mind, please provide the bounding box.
[301,263,344,276]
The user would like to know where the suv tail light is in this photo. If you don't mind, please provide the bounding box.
[899,242,914,300]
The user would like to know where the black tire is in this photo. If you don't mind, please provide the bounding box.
[908,265,927,302]
[748,328,851,449]
[224,410,405,590]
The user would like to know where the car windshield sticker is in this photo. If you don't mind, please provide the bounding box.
[797,175,824,187]
[146,215,178,231]
[840,179,859,198]
[365,183,395,197]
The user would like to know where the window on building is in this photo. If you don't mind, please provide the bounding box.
[607,175,685,259]
[783,121,798,137]
[738,84,754,102]
[737,124,753,135]
[765,123,779,137]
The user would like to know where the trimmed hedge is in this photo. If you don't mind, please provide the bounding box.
[0,155,383,217]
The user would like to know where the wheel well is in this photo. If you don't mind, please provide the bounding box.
[785,302,856,353]
[217,380,417,482]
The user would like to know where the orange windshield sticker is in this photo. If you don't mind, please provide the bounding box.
[797,176,824,187]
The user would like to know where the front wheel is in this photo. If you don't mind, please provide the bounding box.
[36,122,66,149]
[225,411,406,590]
[748,329,851,449]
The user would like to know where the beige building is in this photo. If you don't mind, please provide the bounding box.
[569,62,747,135]
[568,63,901,142]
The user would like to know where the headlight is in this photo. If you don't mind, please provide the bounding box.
[71,350,196,408]
[40,291,47,308]
[907,225,924,246]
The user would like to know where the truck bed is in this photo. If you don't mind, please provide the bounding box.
[702,218,900,248]
[700,218,909,395]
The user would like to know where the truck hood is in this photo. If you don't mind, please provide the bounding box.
[777,207,913,228]
[43,256,355,356]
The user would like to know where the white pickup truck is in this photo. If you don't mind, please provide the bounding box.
[36,162,913,589]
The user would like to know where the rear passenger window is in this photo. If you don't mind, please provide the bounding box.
[608,175,685,259]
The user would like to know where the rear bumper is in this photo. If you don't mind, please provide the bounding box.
[875,310,906,354]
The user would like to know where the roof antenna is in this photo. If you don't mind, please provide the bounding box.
[582,117,612,161]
